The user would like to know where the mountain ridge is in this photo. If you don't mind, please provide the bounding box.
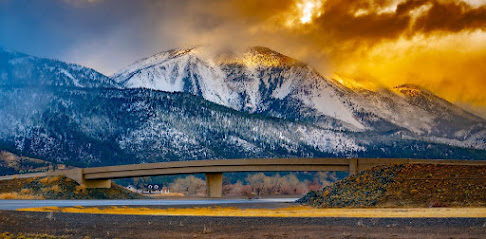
[112,46,486,150]
[0,46,484,168]
[0,48,120,89]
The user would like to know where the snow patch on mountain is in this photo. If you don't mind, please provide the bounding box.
[113,48,239,107]
[113,47,367,130]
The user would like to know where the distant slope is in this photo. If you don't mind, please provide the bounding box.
[0,48,119,88]
[0,87,367,166]
[0,150,67,176]
[1,86,484,167]
[0,47,484,168]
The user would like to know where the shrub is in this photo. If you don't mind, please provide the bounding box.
[75,185,87,194]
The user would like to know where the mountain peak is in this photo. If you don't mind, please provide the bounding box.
[392,84,484,123]
[116,46,305,74]
[394,83,427,90]
[215,46,304,68]
[393,84,434,98]
[246,46,287,58]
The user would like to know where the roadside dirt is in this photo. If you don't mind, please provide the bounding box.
[299,164,486,208]
[1,209,485,239]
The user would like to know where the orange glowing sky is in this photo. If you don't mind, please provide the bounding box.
[208,0,486,117]
[2,0,485,116]
[278,0,486,114]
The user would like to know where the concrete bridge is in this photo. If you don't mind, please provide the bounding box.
[1,158,485,197]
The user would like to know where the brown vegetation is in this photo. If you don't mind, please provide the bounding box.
[0,150,67,175]
[0,192,44,200]
[299,164,486,208]
[0,176,144,200]
[0,232,68,239]
[170,175,206,196]
[379,164,486,207]
[167,172,337,197]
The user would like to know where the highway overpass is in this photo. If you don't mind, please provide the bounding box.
[1,158,485,197]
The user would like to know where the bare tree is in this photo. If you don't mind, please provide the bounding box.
[246,173,266,196]
[170,175,206,195]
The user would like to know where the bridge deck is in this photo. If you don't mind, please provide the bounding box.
[83,158,352,180]
[1,158,485,197]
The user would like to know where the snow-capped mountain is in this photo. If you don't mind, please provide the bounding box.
[2,86,483,167]
[113,47,365,131]
[113,46,486,150]
[0,48,119,88]
[0,47,484,167]
[0,87,368,166]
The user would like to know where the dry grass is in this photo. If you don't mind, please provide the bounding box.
[50,185,61,193]
[40,183,62,194]
[0,232,68,239]
[39,177,50,184]
[38,185,63,195]
[18,206,486,218]
[147,192,185,198]
[0,176,144,200]
[39,176,61,185]
[0,192,44,199]
[0,150,66,173]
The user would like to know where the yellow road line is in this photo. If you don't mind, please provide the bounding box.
[18,206,486,218]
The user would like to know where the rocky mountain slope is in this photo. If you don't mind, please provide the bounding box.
[1,86,484,167]
[113,47,486,150]
[113,47,365,131]
[0,87,368,166]
[0,47,484,167]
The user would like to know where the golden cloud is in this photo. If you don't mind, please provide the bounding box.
[114,0,486,113]
[218,0,486,110]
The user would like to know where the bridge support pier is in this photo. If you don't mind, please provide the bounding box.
[53,168,111,188]
[348,158,358,176]
[205,173,223,198]
[82,179,112,188]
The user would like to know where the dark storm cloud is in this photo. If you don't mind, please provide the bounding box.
[1,0,485,67]
[0,0,485,110]
[414,1,486,33]
[295,0,486,47]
